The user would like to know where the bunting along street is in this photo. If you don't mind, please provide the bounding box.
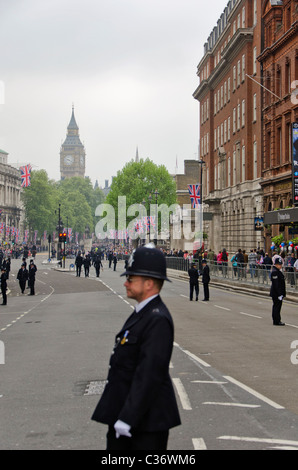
[1,254,298,450]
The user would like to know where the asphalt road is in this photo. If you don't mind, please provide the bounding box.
[0,254,298,451]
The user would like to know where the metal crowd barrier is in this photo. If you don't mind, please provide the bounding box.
[165,257,298,293]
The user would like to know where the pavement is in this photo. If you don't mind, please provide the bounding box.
[1,253,298,451]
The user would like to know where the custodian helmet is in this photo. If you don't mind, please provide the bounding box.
[121,245,170,282]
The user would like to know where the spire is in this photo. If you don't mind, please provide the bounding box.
[135,146,139,163]
[68,104,79,130]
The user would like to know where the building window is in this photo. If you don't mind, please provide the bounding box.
[253,141,258,179]
[237,60,241,87]
[253,0,257,26]
[285,122,291,162]
[285,60,291,95]
[242,99,245,127]
[276,67,282,99]
[242,145,246,182]
[242,54,245,82]
[214,128,217,150]
[224,119,227,143]
[266,130,271,169]
[242,6,246,28]
[224,81,227,105]
[253,47,257,75]
[253,94,257,122]
[233,66,236,91]
[228,116,231,141]
[237,104,241,131]
[228,156,231,187]
[233,108,236,133]
[214,93,217,115]
[276,126,282,165]
[228,77,231,101]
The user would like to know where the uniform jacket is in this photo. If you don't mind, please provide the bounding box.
[201,265,210,284]
[92,295,181,432]
[188,267,199,284]
[28,264,37,280]
[17,267,29,282]
[270,266,286,299]
[0,272,7,291]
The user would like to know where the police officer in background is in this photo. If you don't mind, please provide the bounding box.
[1,267,7,305]
[92,245,181,450]
[188,262,199,301]
[270,257,286,326]
[201,259,210,301]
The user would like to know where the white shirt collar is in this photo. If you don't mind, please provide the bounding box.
[135,294,159,313]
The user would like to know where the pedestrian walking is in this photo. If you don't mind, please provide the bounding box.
[270,257,286,326]
[94,256,103,277]
[83,255,91,277]
[28,260,37,296]
[17,263,29,294]
[201,259,210,301]
[188,262,199,301]
[1,267,7,305]
[75,252,83,277]
[91,245,181,450]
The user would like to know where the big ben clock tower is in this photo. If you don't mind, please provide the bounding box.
[60,106,86,180]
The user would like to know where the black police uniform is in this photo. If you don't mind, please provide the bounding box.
[91,246,181,450]
[270,264,286,325]
[201,262,210,301]
[1,269,7,305]
[17,265,29,294]
[188,264,199,301]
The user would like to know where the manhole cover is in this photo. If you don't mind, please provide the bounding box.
[84,380,108,396]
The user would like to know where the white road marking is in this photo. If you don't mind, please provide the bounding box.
[218,436,298,447]
[172,378,192,410]
[184,350,211,368]
[191,380,227,385]
[240,312,262,319]
[214,305,231,311]
[224,376,284,410]
[203,402,260,408]
[192,438,207,450]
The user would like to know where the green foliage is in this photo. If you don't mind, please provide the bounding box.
[105,158,177,227]
[21,171,104,237]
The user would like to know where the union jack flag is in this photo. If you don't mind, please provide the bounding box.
[20,164,32,187]
[188,184,201,209]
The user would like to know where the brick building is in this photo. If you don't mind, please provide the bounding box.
[259,0,298,249]
[193,0,264,253]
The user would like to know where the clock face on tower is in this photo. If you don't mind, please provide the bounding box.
[80,156,84,167]
[64,155,74,165]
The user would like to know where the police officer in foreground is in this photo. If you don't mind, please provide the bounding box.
[270,257,286,326]
[92,244,181,450]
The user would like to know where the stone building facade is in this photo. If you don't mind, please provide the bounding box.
[0,149,22,238]
[193,0,264,253]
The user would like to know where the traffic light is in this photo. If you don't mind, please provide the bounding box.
[59,232,67,242]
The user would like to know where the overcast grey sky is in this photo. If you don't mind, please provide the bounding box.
[0,0,226,187]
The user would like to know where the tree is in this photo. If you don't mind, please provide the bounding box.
[21,171,105,240]
[21,170,58,235]
[105,158,177,231]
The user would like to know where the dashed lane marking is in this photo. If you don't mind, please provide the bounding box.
[224,376,284,410]
[203,402,260,409]
[172,378,192,410]
[192,438,207,450]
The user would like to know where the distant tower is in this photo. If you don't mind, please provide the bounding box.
[60,106,86,180]
[135,146,139,163]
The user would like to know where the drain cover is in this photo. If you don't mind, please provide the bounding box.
[84,380,108,396]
